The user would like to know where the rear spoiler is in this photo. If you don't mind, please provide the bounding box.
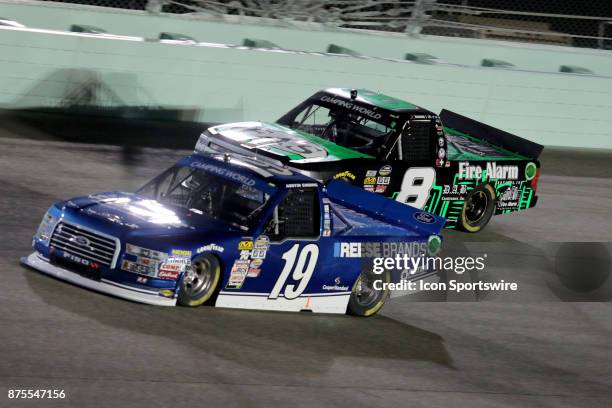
[326,180,445,236]
[439,109,544,160]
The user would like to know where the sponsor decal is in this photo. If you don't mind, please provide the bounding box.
[320,95,383,120]
[525,162,537,180]
[159,263,182,272]
[190,161,256,186]
[377,176,390,185]
[414,212,436,224]
[254,235,270,250]
[334,242,427,258]
[165,256,190,265]
[250,235,269,259]
[286,183,319,188]
[231,260,250,273]
[334,242,362,258]
[251,249,267,259]
[365,170,377,177]
[364,177,377,185]
[227,260,250,289]
[364,185,375,192]
[122,259,155,276]
[196,243,224,254]
[247,258,263,277]
[125,244,167,261]
[333,170,356,181]
[171,249,192,258]
[442,184,467,194]
[158,255,190,280]
[378,165,392,177]
[158,269,180,280]
[136,276,148,284]
[158,289,175,298]
[137,257,157,266]
[375,185,387,193]
[227,236,270,288]
[442,184,468,199]
[63,251,94,266]
[500,186,519,202]
[247,268,261,278]
[238,240,253,251]
[412,114,434,120]
[497,186,520,209]
[322,276,349,291]
[458,162,519,181]
[323,203,332,237]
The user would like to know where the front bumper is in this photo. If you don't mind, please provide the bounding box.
[21,252,176,306]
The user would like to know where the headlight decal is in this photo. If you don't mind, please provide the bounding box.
[35,211,58,244]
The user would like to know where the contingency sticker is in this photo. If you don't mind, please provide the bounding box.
[226,236,270,289]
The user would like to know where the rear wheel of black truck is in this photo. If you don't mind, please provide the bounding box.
[458,183,496,233]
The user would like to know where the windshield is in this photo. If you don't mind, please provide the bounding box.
[278,101,397,156]
[137,164,270,230]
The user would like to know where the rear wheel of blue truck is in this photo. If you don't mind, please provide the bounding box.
[458,183,496,233]
[347,269,390,317]
[178,254,221,307]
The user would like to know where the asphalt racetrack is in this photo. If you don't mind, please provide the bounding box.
[1,135,611,408]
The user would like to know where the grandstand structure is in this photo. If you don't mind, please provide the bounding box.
[37,0,612,49]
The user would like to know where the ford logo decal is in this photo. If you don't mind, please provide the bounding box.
[74,235,90,247]
[413,212,436,224]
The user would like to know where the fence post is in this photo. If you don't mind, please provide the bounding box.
[406,0,436,34]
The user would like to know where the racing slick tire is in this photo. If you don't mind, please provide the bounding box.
[178,254,222,307]
[458,183,496,233]
[347,269,391,317]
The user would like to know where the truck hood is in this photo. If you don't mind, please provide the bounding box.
[201,121,371,164]
[61,192,240,240]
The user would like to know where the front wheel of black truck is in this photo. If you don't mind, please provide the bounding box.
[458,183,496,233]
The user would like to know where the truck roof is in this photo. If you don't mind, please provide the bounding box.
[321,88,431,115]
[181,152,316,190]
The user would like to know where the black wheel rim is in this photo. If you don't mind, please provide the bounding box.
[466,190,488,224]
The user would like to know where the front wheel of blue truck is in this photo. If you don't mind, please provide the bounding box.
[178,254,222,307]
[458,183,496,233]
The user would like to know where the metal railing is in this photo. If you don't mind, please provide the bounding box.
[34,0,612,49]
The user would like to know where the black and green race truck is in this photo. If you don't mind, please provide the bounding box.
[195,88,542,233]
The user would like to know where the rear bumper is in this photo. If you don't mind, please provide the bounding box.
[21,252,176,306]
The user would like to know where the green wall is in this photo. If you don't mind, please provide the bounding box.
[1,0,611,148]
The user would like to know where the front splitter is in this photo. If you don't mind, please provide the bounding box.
[21,252,176,306]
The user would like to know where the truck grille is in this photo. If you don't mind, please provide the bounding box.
[402,119,432,161]
[50,222,118,267]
